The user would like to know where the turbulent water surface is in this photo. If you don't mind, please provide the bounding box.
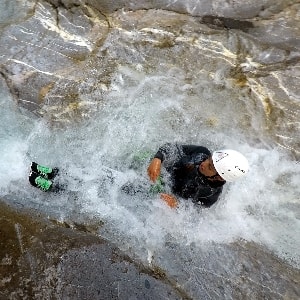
[0,0,300,299]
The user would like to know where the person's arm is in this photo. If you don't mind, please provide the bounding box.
[160,193,178,208]
[153,143,175,162]
[148,143,177,181]
[147,158,162,182]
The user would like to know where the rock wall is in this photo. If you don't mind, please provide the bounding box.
[1,200,299,299]
[48,0,294,18]
[0,201,186,299]
[0,0,299,154]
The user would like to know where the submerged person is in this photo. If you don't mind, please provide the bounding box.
[28,144,249,209]
[147,143,249,208]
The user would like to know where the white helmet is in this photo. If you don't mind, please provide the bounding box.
[212,149,249,182]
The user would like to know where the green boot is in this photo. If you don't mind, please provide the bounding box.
[31,162,59,179]
[29,172,52,191]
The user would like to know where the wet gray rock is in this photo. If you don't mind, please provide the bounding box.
[1,201,299,299]
[0,202,186,299]
[0,0,34,28]
[0,1,109,113]
[0,0,299,154]
[48,0,294,19]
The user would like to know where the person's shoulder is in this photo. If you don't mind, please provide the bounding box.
[182,144,211,155]
[199,146,211,155]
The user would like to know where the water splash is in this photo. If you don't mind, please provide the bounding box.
[1,63,299,275]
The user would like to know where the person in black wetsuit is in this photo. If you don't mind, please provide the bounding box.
[147,143,249,208]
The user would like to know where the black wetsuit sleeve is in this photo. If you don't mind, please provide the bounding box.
[153,143,175,162]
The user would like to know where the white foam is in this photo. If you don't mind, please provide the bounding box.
[0,65,299,270]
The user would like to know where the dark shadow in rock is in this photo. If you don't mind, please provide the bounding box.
[202,16,254,31]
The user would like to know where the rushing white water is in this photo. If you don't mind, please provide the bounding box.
[1,60,299,281]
